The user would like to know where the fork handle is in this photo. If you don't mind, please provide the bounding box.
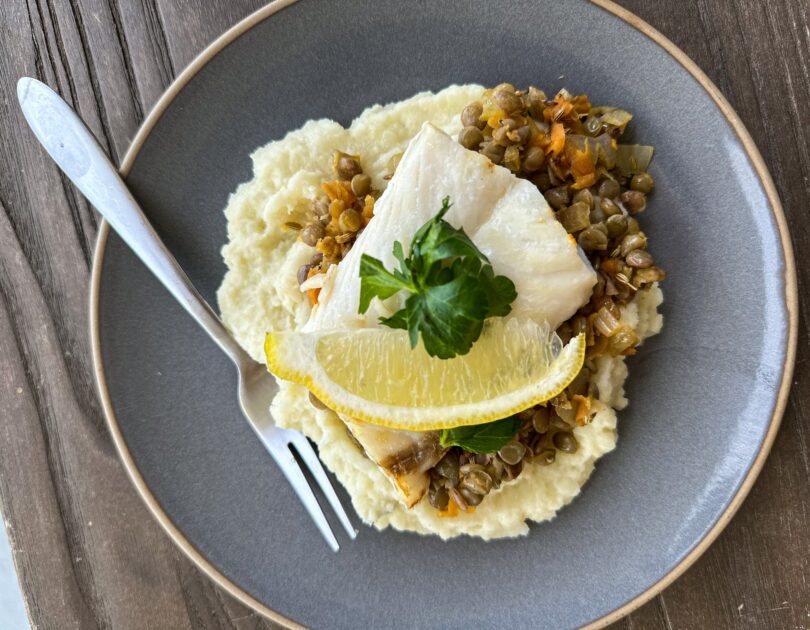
[18,77,252,368]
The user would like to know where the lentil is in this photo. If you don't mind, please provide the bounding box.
[626,249,653,268]
[589,205,607,224]
[350,173,371,197]
[459,488,484,506]
[572,188,594,209]
[522,145,546,172]
[599,197,621,216]
[434,450,460,484]
[338,208,361,232]
[620,232,648,256]
[503,145,521,172]
[494,88,523,113]
[620,190,647,214]
[544,186,570,209]
[428,485,449,510]
[460,469,494,495]
[336,155,362,180]
[461,101,484,128]
[597,178,621,199]
[300,223,324,246]
[553,432,579,453]
[297,264,311,286]
[480,141,505,164]
[498,441,527,466]
[486,459,506,486]
[605,213,628,238]
[630,171,655,194]
[504,461,523,480]
[578,226,609,251]
[532,407,550,433]
[459,125,484,150]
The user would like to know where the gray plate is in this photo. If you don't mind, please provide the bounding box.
[91,1,796,628]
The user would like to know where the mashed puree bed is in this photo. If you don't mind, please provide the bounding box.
[218,85,663,539]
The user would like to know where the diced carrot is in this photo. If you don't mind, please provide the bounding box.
[362,194,375,220]
[487,110,506,129]
[307,288,320,306]
[328,198,345,219]
[547,122,566,156]
[570,147,597,189]
[572,172,597,190]
[438,500,459,518]
[572,394,592,426]
[570,149,595,178]
[321,180,355,205]
[533,132,549,149]
[544,94,574,122]
[572,94,592,114]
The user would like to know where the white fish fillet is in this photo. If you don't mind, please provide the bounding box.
[305,123,597,506]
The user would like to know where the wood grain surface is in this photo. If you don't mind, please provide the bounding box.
[0,1,807,628]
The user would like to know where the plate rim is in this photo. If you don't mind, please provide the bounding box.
[88,1,799,627]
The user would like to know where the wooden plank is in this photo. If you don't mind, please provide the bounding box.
[0,0,276,627]
[156,0,267,70]
[0,0,806,628]
[613,0,810,627]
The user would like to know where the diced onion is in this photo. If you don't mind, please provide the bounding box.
[600,108,633,128]
[615,144,654,176]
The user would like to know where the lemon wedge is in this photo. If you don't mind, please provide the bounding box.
[265,318,585,431]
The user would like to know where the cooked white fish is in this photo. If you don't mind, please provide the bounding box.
[305,123,597,506]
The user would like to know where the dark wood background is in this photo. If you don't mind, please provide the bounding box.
[0,1,807,628]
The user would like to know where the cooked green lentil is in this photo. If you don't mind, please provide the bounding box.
[423,83,666,515]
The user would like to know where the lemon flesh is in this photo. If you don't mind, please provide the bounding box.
[265,318,584,431]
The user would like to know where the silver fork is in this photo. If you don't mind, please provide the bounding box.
[17,77,357,551]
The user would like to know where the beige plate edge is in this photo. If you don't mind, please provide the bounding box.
[87,1,799,628]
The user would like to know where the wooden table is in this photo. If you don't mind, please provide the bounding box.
[1,1,807,627]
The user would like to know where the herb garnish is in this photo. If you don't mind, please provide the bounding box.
[358,197,517,359]
[438,416,521,454]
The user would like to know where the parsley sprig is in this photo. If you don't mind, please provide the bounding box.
[439,416,521,454]
[358,197,517,359]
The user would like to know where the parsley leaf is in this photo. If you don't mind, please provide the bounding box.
[411,199,489,274]
[439,416,521,453]
[405,274,489,359]
[478,264,518,317]
[358,254,413,314]
[358,196,517,359]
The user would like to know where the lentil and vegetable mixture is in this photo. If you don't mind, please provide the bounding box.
[294,84,665,515]
[290,152,379,305]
